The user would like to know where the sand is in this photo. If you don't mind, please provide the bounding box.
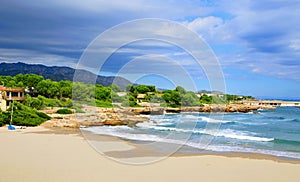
[0,126,300,182]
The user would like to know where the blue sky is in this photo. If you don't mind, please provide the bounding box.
[1,0,300,99]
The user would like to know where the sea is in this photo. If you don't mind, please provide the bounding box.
[82,107,300,160]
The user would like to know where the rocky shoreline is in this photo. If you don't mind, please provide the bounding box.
[129,104,275,114]
[40,104,276,129]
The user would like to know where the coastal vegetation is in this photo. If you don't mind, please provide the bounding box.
[56,108,73,114]
[0,73,254,126]
[0,102,51,127]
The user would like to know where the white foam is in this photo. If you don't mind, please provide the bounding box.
[157,122,174,126]
[82,126,161,142]
[199,116,233,123]
[212,130,274,142]
[185,142,300,159]
[82,126,299,159]
[240,121,268,126]
[137,123,188,133]
[136,123,274,142]
[136,121,157,128]
[182,114,198,119]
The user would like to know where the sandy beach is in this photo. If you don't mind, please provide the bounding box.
[1,126,300,182]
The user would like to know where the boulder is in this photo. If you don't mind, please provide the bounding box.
[129,107,151,115]
[79,121,104,127]
[103,120,126,126]
[165,107,181,113]
[150,107,164,115]
[200,105,211,112]
[210,105,226,112]
[181,107,201,112]
[224,104,260,113]
[41,119,79,129]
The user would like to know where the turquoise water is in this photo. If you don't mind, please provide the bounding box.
[83,107,300,159]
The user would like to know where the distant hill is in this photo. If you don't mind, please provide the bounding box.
[0,62,131,88]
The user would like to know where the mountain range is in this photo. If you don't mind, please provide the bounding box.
[0,62,131,88]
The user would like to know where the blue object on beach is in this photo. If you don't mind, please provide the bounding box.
[8,125,15,130]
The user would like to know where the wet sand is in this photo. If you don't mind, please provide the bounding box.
[0,126,300,182]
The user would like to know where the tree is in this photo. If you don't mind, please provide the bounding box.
[6,80,16,87]
[126,85,156,94]
[175,86,186,95]
[200,94,212,104]
[110,84,122,92]
[23,95,45,109]
[181,92,199,106]
[95,85,112,101]
[59,80,72,98]
[36,79,61,98]
[24,74,44,94]
[111,91,123,103]
[162,90,181,105]
[96,86,108,100]
[72,82,94,101]
[125,84,133,92]
[162,92,172,103]
[148,94,164,103]
[148,85,156,92]
[121,95,139,107]
[15,74,24,86]
[170,91,181,105]
[211,96,226,104]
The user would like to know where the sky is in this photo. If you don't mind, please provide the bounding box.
[0,0,300,99]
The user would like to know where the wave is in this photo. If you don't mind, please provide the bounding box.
[186,143,300,159]
[156,122,174,126]
[289,118,300,122]
[273,138,300,146]
[136,122,189,133]
[213,130,274,142]
[268,116,286,120]
[240,121,268,126]
[151,114,235,124]
[181,114,199,119]
[136,122,273,142]
[198,116,234,123]
[82,126,162,142]
[82,126,300,159]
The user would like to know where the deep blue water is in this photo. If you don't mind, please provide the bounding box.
[83,107,300,159]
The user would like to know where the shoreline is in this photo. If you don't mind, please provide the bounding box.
[82,130,300,164]
[1,126,300,182]
[31,126,300,164]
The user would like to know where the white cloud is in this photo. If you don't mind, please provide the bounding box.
[0,48,77,68]
[184,16,222,33]
[13,0,212,19]
[1,0,300,85]
[289,39,300,51]
[188,0,300,81]
[182,16,234,43]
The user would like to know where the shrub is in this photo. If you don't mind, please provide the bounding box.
[95,100,113,108]
[56,108,73,114]
[12,110,49,126]
[0,111,10,126]
[36,111,51,120]
[5,102,52,126]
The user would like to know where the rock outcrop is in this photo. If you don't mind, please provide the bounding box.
[165,107,181,113]
[225,105,260,113]
[78,106,150,127]
[127,107,164,115]
[41,118,79,128]
[40,103,276,129]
